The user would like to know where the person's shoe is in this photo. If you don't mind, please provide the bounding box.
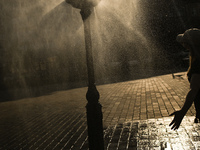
[194,118,200,123]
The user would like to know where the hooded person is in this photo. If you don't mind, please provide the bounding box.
[176,28,200,81]
[170,28,200,130]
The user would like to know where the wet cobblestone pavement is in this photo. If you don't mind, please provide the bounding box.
[1,72,200,149]
[104,116,200,150]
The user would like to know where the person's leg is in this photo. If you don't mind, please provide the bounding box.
[194,90,200,123]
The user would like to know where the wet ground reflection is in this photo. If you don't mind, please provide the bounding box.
[104,116,200,150]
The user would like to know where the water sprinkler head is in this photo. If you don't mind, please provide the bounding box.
[66,0,101,9]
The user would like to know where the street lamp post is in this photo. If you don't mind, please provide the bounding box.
[66,1,104,149]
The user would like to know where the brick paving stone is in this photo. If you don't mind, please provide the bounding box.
[1,71,200,150]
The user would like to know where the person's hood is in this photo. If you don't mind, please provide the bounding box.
[176,28,200,59]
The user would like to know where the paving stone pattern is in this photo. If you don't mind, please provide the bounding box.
[0,72,200,149]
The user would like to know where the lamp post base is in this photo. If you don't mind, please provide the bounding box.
[86,84,104,150]
[86,102,104,150]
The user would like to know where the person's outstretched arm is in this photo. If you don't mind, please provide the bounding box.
[169,74,200,130]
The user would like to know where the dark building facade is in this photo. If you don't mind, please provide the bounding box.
[185,1,200,28]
